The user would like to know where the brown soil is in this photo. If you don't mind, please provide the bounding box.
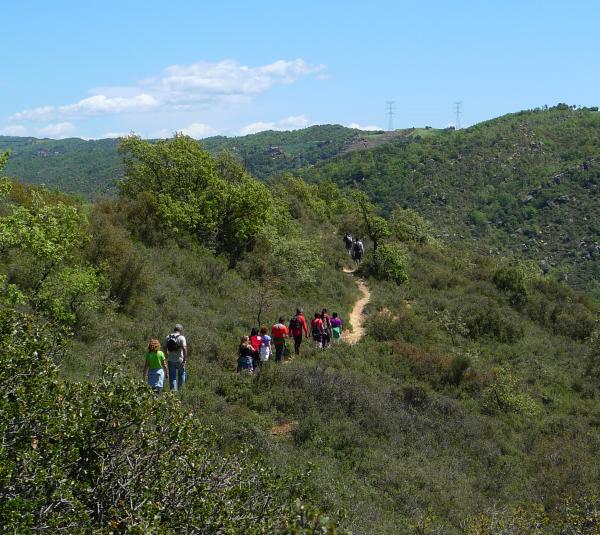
[342,129,416,154]
[270,420,298,436]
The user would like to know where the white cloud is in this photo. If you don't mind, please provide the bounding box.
[10,58,326,122]
[37,122,75,138]
[61,94,158,116]
[178,122,217,139]
[240,115,311,136]
[147,59,323,102]
[0,124,28,136]
[11,106,54,121]
[347,122,383,131]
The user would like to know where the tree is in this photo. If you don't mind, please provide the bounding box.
[352,191,390,251]
[390,207,434,244]
[364,243,409,284]
[0,184,104,328]
[118,135,274,265]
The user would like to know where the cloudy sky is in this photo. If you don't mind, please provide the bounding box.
[1,0,599,139]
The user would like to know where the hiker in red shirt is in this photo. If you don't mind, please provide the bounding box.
[310,312,325,349]
[289,307,309,355]
[271,317,288,363]
[249,327,262,369]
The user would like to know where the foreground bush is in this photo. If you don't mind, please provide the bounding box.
[0,307,347,534]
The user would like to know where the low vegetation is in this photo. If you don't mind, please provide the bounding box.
[300,105,600,298]
[1,133,599,533]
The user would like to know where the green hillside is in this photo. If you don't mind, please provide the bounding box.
[0,136,122,197]
[0,125,375,197]
[300,105,600,298]
[1,141,599,533]
[200,124,364,178]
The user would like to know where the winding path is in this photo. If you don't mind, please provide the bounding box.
[342,267,371,344]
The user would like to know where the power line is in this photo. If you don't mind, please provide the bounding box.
[386,101,395,131]
[453,101,463,130]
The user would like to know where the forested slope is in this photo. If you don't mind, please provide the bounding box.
[0,125,372,196]
[0,136,122,196]
[1,137,599,533]
[301,105,600,297]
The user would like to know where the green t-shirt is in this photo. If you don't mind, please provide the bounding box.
[146,350,165,370]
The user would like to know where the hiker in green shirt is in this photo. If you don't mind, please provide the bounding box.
[143,339,168,393]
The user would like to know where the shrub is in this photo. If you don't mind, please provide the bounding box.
[390,207,434,244]
[363,243,409,284]
[481,367,540,417]
[464,300,523,343]
[0,306,346,533]
[402,384,430,407]
[493,264,529,308]
[443,354,472,386]
[588,327,600,377]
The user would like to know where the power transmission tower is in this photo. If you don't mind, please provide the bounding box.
[453,101,463,130]
[386,101,395,131]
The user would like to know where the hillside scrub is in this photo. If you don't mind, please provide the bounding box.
[300,105,600,297]
[0,124,364,197]
[0,305,350,533]
[2,146,600,533]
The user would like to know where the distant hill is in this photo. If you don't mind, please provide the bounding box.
[301,105,600,297]
[0,136,122,197]
[1,125,424,197]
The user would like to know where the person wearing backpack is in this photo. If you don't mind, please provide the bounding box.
[163,324,187,391]
[143,339,168,394]
[352,239,364,266]
[310,312,325,349]
[344,233,353,255]
[271,317,288,363]
[289,307,309,355]
[331,312,343,342]
[321,308,332,348]
[237,336,255,373]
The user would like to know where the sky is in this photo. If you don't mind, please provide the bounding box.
[1,0,599,140]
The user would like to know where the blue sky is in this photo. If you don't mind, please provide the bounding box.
[1,0,599,139]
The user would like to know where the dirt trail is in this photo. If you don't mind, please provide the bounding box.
[342,267,371,344]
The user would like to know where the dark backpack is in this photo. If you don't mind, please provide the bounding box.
[311,321,322,339]
[290,316,301,330]
[166,333,181,352]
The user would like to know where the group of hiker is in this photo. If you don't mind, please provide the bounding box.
[143,324,187,393]
[141,309,346,390]
[237,307,344,374]
[143,233,362,389]
[344,233,364,266]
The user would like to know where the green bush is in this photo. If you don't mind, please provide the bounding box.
[443,354,471,386]
[363,243,409,284]
[493,264,529,308]
[0,307,345,533]
[464,299,523,343]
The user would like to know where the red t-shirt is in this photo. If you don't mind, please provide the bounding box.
[271,323,288,345]
[310,317,324,334]
[289,314,308,337]
[249,335,262,353]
